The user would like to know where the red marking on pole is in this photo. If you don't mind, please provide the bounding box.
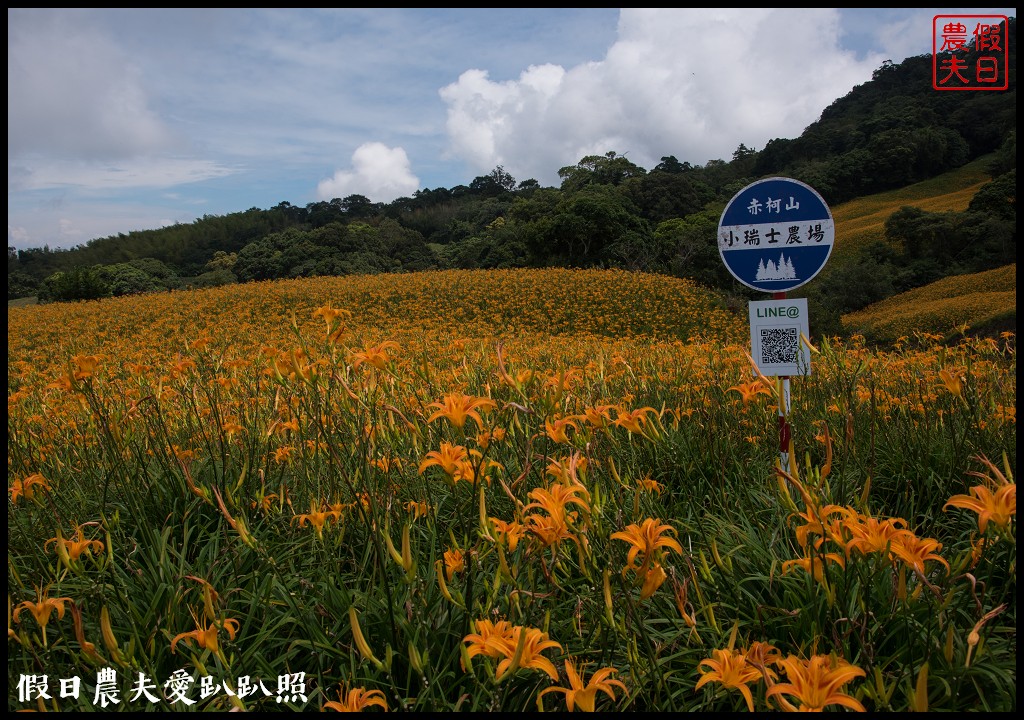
[778,414,791,451]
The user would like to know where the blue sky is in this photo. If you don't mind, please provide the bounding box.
[7,8,1016,250]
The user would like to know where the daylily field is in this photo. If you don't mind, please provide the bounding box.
[7,268,1016,711]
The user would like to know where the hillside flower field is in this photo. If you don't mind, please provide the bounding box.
[8,269,1016,711]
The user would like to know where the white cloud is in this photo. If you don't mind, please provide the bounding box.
[7,200,188,250]
[317,142,420,203]
[440,8,886,186]
[8,225,30,246]
[8,11,180,162]
[9,157,236,194]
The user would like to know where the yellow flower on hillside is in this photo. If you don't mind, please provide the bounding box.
[765,654,866,712]
[323,686,388,712]
[71,354,103,380]
[495,626,561,681]
[889,534,949,575]
[538,657,627,712]
[611,518,682,575]
[14,587,73,633]
[728,380,773,404]
[171,611,240,655]
[45,524,105,565]
[292,500,334,539]
[944,454,1015,534]
[9,473,50,504]
[938,368,963,397]
[695,648,764,712]
[489,517,527,552]
[444,548,465,581]
[312,303,351,333]
[418,442,468,477]
[613,406,657,435]
[545,415,580,444]
[427,390,496,430]
[351,340,400,371]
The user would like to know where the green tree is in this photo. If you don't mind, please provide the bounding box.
[656,209,732,288]
[557,151,647,193]
[37,267,110,303]
[536,185,652,267]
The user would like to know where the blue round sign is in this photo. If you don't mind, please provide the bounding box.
[717,177,834,293]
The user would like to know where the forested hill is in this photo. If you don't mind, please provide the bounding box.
[8,17,1016,337]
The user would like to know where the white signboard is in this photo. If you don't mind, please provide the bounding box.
[748,298,811,376]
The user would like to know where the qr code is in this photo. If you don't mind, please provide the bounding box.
[760,327,799,365]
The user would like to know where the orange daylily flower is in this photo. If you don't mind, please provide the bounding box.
[489,517,527,552]
[695,648,764,712]
[427,390,497,430]
[613,406,657,435]
[323,685,388,712]
[273,445,295,464]
[728,379,773,403]
[545,416,580,444]
[639,561,667,600]
[781,552,845,585]
[351,341,400,371]
[418,442,468,477]
[46,524,105,565]
[945,483,1016,534]
[463,619,519,663]
[611,518,682,575]
[525,482,591,524]
[546,455,589,485]
[765,654,866,712]
[582,404,615,429]
[462,620,561,681]
[405,500,430,520]
[938,368,963,397]
[538,657,627,712]
[71,354,103,380]
[888,534,949,576]
[841,511,914,558]
[312,303,352,336]
[743,641,782,679]
[14,588,73,633]
[944,455,1015,534]
[637,475,663,495]
[444,548,466,581]
[171,610,240,654]
[452,450,503,486]
[495,626,562,681]
[292,500,334,539]
[475,427,506,449]
[525,513,578,549]
[9,473,50,504]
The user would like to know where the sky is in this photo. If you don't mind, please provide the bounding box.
[7,8,1016,251]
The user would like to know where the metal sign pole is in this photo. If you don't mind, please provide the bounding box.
[774,291,792,474]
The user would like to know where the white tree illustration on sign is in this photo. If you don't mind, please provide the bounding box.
[755,253,797,281]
